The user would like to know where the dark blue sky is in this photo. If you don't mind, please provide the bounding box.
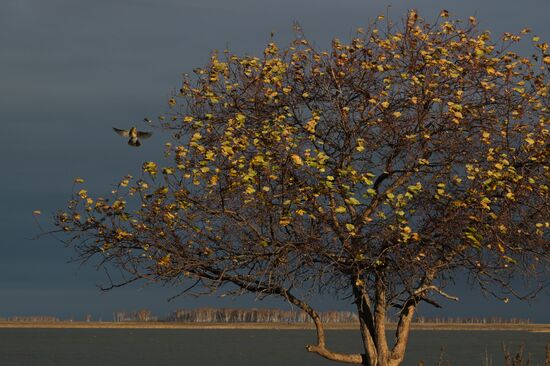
[1,0,548,321]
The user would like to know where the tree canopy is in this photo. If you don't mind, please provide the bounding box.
[56,11,549,366]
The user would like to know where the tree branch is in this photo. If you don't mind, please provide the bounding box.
[414,285,459,302]
[203,270,365,364]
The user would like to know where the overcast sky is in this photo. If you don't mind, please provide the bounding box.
[1,0,548,321]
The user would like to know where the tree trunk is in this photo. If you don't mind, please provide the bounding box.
[352,273,417,366]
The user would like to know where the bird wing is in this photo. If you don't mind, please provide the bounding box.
[113,127,129,137]
[137,131,152,139]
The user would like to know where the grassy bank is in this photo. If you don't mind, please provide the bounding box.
[0,321,548,332]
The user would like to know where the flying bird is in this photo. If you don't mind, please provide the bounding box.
[113,127,152,147]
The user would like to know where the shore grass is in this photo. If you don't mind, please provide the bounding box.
[0,321,548,332]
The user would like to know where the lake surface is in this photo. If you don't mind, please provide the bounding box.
[0,329,548,365]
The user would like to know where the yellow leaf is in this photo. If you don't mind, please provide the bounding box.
[513,87,525,94]
[474,47,484,57]
[290,154,303,166]
[221,145,234,156]
[381,101,390,109]
[393,111,402,118]
[143,162,158,176]
[346,197,361,205]
[480,197,491,210]
[279,217,291,226]
[158,254,171,266]
[305,118,318,133]
[335,206,347,213]
[418,158,430,165]
[74,178,85,184]
[112,200,125,210]
[205,151,215,161]
[235,113,246,124]
[345,223,356,232]
[356,139,365,152]
[524,137,535,145]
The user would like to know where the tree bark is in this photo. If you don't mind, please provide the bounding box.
[388,300,416,366]
[374,274,390,365]
[352,282,378,365]
[354,272,417,366]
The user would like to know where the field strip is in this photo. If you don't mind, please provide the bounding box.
[0,322,548,332]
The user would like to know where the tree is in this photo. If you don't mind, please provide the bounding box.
[55,11,549,366]
[135,309,152,322]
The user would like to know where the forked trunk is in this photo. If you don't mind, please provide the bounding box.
[287,277,416,366]
[358,305,416,366]
[354,276,417,366]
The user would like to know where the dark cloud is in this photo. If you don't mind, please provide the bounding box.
[1,0,548,320]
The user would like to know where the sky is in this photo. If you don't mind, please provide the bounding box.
[1,0,548,321]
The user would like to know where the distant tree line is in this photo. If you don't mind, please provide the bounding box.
[164,308,359,323]
[112,309,157,322]
[2,316,60,322]
[0,311,533,325]
[410,316,532,324]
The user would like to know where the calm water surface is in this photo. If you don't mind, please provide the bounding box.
[0,329,548,365]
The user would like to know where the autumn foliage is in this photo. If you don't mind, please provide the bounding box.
[56,11,549,366]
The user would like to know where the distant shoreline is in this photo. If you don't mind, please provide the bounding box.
[0,322,548,332]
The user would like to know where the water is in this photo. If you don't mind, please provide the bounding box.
[0,329,548,365]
